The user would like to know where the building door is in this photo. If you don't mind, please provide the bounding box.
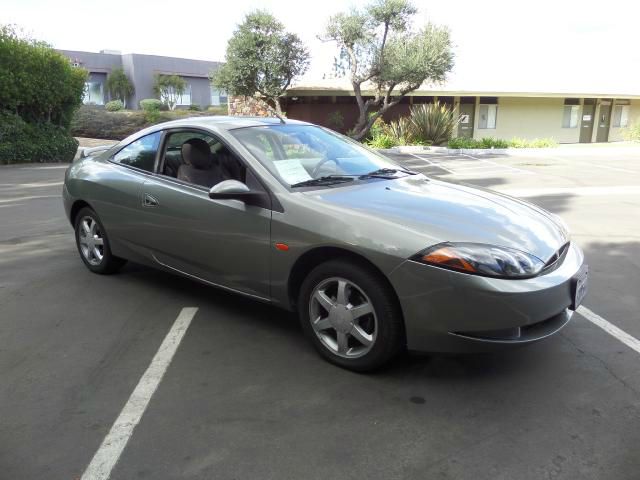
[457,98,475,138]
[596,100,612,143]
[579,100,596,143]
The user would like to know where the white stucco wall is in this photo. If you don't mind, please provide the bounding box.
[473,97,580,143]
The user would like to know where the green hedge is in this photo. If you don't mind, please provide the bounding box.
[0,25,86,129]
[447,137,557,149]
[0,112,78,164]
[0,25,85,163]
[105,100,124,112]
[70,105,224,140]
[139,99,163,111]
[71,106,149,140]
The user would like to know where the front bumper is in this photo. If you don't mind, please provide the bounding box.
[388,243,584,353]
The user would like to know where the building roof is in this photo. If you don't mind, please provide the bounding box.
[57,49,221,78]
[287,77,640,99]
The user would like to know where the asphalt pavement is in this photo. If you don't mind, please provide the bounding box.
[1,147,639,480]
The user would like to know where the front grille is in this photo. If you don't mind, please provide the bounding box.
[541,242,570,274]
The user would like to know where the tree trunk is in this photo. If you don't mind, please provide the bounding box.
[350,107,384,141]
[274,97,283,116]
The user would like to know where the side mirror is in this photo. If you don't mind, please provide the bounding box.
[208,180,269,208]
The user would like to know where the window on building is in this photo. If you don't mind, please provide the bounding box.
[210,88,228,106]
[83,82,104,105]
[562,106,579,128]
[176,85,192,106]
[562,98,580,128]
[478,104,497,129]
[613,101,630,128]
[112,132,161,172]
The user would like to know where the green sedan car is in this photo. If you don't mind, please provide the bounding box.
[63,116,588,371]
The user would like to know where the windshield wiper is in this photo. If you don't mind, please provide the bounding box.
[290,175,356,188]
[359,168,418,179]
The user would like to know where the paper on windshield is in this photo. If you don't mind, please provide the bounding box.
[273,159,314,184]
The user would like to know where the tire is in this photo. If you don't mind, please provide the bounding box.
[298,258,404,372]
[74,207,126,274]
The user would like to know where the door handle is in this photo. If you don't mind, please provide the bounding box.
[142,193,159,207]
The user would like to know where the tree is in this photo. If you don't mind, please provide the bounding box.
[153,74,186,111]
[211,10,309,117]
[0,24,86,127]
[323,0,454,140]
[106,67,134,108]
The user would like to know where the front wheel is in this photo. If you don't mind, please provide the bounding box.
[74,207,126,274]
[298,259,404,372]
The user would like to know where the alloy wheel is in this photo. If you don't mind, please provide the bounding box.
[78,216,104,266]
[309,277,378,358]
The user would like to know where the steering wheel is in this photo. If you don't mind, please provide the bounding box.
[311,157,341,177]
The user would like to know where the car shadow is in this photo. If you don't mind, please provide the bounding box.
[116,262,552,380]
[520,193,575,214]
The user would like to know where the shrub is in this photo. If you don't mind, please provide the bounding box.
[207,105,229,115]
[105,100,124,112]
[327,110,344,131]
[0,112,78,164]
[508,137,557,148]
[139,98,163,112]
[71,105,213,140]
[387,117,413,145]
[367,133,398,149]
[71,106,148,139]
[408,102,460,146]
[0,25,86,128]
[623,122,640,142]
[188,104,201,111]
[480,137,509,149]
[448,137,479,149]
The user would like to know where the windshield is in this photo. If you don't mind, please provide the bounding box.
[230,125,402,187]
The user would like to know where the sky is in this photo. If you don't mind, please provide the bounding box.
[4,0,640,93]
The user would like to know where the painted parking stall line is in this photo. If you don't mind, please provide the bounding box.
[80,307,199,480]
[409,153,454,174]
[577,306,640,355]
[407,153,534,177]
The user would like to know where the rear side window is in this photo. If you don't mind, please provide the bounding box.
[113,132,161,172]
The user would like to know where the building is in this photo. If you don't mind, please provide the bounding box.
[280,79,640,143]
[58,49,227,110]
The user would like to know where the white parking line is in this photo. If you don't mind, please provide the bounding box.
[17,165,69,170]
[546,156,638,175]
[80,307,198,480]
[578,306,640,355]
[0,194,61,204]
[461,153,534,175]
[409,153,455,174]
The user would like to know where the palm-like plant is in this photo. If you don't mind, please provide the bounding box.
[407,102,460,145]
[387,116,413,145]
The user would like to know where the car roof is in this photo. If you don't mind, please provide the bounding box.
[151,115,312,132]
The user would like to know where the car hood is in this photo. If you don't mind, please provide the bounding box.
[303,175,568,261]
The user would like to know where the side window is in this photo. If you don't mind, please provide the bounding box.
[159,130,247,188]
[113,132,162,172]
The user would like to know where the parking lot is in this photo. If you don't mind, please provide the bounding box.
[1,146,639,479]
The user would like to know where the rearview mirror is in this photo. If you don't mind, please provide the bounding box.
[208,180,269,208]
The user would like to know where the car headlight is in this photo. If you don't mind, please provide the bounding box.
[410,242,545,279]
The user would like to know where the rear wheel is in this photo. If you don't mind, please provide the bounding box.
[298,259,404,372]
[74,207,126,274]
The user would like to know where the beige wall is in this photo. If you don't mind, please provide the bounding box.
[473,97,580,143]
[608,99,640,142]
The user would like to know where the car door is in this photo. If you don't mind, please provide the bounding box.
[93,131,162,253]
[137,129,272,300]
